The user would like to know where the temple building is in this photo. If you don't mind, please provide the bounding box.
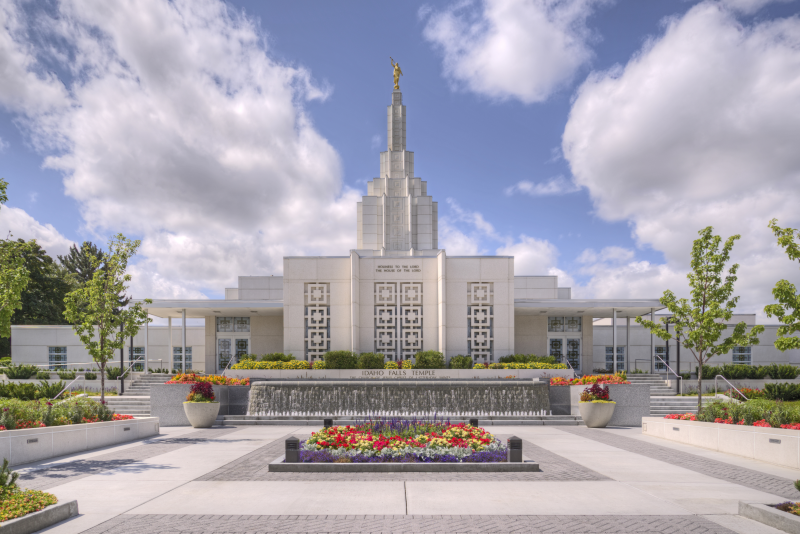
[20,87,796,375]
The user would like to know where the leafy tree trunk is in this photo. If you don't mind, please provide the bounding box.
[100,337,105,404]
[697,361,703,412]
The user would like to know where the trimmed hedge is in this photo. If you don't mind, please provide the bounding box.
[765,383,800,401]
[699,363,800,380]
[498,354,558,365]
[448,355,472,369]
[414,351,445,369]
[324,351,358,369]
[357,353,385,369]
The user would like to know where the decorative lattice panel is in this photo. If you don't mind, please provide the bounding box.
[468,282,493,361]
[374,282,423,360]
[305,283,330,360]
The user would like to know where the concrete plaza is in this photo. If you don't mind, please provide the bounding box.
[13,424,800,533]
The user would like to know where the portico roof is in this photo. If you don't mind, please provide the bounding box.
[134,299,283,319]
[514,299,665,318]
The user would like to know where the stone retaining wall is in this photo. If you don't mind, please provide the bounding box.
[550,384,650,427]
[0,417,159,466]
[226,368,574,380]
[642,416,800,469]
[150,384,250,426]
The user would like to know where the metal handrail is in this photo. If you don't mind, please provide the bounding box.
[53,375,86,400]
[714,375,749,401]
[655,354,683,395]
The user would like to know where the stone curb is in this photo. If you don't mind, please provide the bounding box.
[268,455,540,472]
[739,501,800,533]
[0,500,78,534]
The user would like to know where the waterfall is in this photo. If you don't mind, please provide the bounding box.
[247,380,550,417]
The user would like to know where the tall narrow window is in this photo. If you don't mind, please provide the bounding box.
[605,346,625,371]
[48,346,67,370]
[655,346,668,371]
[467,282,493,361]
[128,347,145,371]
[305,283,330,361]
[732,346,751,365]
[173,347,192,371]
[218,339,232,370]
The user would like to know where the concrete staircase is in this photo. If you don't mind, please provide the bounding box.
[97,373,173,416]
[121,373,174,397]
[215,415,586,426]
[627,373,676,396]
[627,373,702,415]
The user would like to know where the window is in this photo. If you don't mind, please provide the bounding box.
[173,346,192,371]
[217,316,250,333]
[48,346,67,370]
[218,339,232,370]
[548,317,581,333]
[605,346,625,371]
[655,346,668,371]
[732,346,751,365]
[128,347,145,371]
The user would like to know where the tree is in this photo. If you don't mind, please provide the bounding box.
[63,236,151,403]
[8,240,75,325]
[58,242,103,284]
[636,227,764,411]
[764,219,800,351]
[0,178,31,339]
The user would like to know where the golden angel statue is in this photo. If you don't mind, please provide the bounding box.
[390,57,403,90]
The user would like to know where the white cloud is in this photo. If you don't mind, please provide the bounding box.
[563,1,800,317]
[720,0,794,15]
[1,0,359,298]
[497,235,559,275]
[505,175,580,196]
[422,0,608,103]
[0,205,74,257]
[370,134,382,150]
[0,137,8,152]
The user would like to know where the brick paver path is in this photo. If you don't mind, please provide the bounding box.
[81,514,737,533]
[19,427,241,490]
[196,433,611,482]
[559,427,799,499]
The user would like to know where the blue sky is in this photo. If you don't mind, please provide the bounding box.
[1,0,799,318]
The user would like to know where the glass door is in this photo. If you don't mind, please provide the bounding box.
[218,339,232,371]
[549,337,581,371]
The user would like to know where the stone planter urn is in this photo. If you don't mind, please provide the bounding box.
[183,401,220,428]
[578,401,616,428]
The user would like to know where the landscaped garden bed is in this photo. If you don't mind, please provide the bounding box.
[0,398,133,431]
[664,398,800,429]
[549,372,630,386]
[166,373,249,386]
[298,419,506,463]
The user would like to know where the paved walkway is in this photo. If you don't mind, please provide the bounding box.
[12,424,800,533]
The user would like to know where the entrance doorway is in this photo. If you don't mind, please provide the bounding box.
[549,337,581,371]
[218,337,249,371]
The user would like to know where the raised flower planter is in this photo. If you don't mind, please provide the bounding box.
[182,402,220,428]
[182,382,220,428]
[642,416,800,469]
[577,384,616,428]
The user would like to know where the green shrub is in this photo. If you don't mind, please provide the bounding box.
[36,380,65,400]
[765,383,800,401]
[260,353,295,362]
[499,354,558,365]
[0,397,115,429]
[414,351,445,369]
[105,367,129,380]
[36,371,51,380]
[357,352,385,369]
[324,351,358,369]
[3,364,38,380]
[239,354,258,362]
[57,370,76,380]
[761,363,800,380]
[84,371,98,380]
[699,363,800,380]
[448,355,472,369]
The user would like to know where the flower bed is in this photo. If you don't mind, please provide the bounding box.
[300,419,507,463]
[1,459,58,522]
[665,398,800,429]
[550,373,630,386]
[0,398,122,431]
[231,359,567,371]
[473,362,567,370]
[166,373,249,386]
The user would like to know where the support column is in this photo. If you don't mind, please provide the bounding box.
[650,308,655,374]
[612,308,617,374]
[168,317,173,372]
[182,309,187,374]
[626,316,630,372]
[144,316,149,374]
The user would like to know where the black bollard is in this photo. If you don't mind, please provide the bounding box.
[469,418,479,427]
[285,436,300,463]
[507,436,522,463]
[324,418,333,428]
